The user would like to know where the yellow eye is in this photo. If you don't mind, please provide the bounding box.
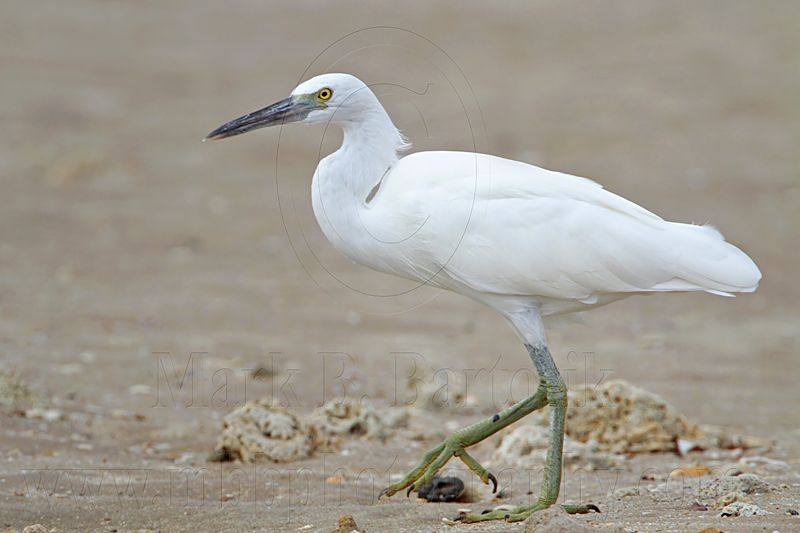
[318,88,332,100]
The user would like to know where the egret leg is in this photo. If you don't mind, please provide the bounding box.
[379,381,549,498]
[456,343,598,523]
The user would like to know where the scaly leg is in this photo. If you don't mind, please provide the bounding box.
[457,321,599,523]
[379,382,549,498]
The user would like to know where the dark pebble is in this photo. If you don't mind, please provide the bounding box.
[418,475,465,502]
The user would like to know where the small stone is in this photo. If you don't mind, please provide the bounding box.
[670,466,712,478]
[611,486,639,499]
[719,501,767,517]
[332,514,361,533]
[325,474,345,485]
[786,508,799,516]
[24,408,63,422]
[714,491,744,508]
[698,473,772,506]
[418,475,465,502]
[677,438,704,456]
[128,384,152,395]
[723,434,772,450]
[717,464,744,477]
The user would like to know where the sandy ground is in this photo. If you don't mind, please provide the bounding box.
[1,1,799,532]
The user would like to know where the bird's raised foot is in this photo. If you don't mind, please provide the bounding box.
[379,436,497,499]
[453,502,600,523]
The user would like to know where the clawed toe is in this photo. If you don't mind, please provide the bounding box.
[379,437,499,500]
[488,472,498,493]
[563,502,601,514]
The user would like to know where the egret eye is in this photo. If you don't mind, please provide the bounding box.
[317,88,332,101]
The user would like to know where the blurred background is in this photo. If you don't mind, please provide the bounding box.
[1,1,798,531]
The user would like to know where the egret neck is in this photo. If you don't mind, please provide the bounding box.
[311,91,407,262]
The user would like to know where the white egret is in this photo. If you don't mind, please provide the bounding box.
[205,73,761,523]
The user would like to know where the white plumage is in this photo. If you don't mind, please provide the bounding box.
[300,74,760,317]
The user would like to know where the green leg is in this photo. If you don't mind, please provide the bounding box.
[379,381,549,498]
[456,343,598,523]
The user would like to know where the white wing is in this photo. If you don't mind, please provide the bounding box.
[370,151,760,311]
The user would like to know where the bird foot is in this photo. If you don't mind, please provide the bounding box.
[453,502,600,523]
[379,436,497,499]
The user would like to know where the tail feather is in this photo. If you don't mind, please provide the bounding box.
[660,223,761,295]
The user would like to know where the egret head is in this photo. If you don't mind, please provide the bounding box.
[205,73,372,141]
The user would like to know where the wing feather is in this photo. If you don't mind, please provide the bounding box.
[379,151,761,311]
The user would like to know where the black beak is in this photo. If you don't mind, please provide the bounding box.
[204,96,316,141]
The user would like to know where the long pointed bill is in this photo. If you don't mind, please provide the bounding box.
[204,96,316,141]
